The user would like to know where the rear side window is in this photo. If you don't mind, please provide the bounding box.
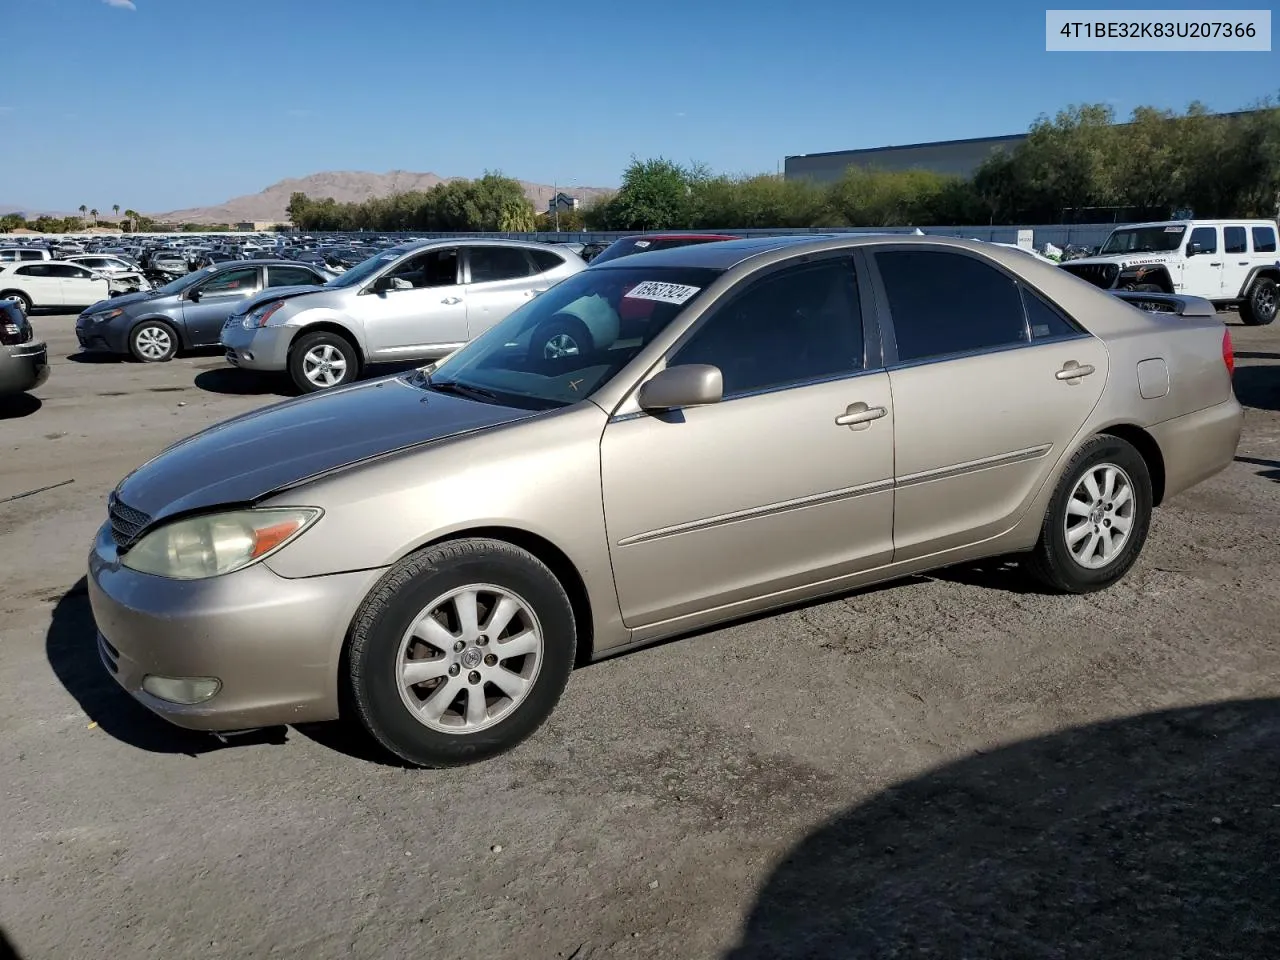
[875,250,1027,363]
[529,249,565,273]
[1021,287,1081,340]
[1224,226,1247,254]
[268,265,322,288]
[1252,226,1277,253]
[19,250,44,261]
[469,246,535,283]
[1188,226,1217,254]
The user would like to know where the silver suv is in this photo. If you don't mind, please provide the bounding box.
[221,239,586,392]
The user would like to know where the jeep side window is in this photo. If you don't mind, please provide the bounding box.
[1224,227,1247,255]
[1252,226,1277,253]
[1188,227,1217,255]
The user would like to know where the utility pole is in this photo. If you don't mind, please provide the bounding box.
[553,180,559,232]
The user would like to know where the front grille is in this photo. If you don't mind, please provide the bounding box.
[108,493,152,548]
[98,633,120,674]
[1060,262,1119,289]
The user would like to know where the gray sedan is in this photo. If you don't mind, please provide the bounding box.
[75,259,334,362]
[0,299,48,398]
[221,239,585,392]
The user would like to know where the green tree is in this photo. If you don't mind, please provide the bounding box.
[112,204,120,220]
[89,208,99,223]
[0,213,25,232]
[78,204,87,219]
[603,158,694,230]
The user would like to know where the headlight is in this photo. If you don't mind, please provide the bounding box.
[120,507,321,580]
[92,308,124,323]
[243,301,286,329]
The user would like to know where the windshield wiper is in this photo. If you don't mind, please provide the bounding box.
[427,378,501,403]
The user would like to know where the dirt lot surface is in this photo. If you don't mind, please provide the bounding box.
[2,313,1278,959]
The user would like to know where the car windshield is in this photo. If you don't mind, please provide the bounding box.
[418,265,722,411]
[590,236,731,265]
[155,266,216,296]
[325,248,406,288]
[1099,226,1186,255]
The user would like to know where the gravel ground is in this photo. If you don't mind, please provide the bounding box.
[1,313,1277,960]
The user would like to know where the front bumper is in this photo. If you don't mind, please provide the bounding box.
[87,522,384,731]
[220,321,294,372]
[0,341,49,395]
[75,316,128,354]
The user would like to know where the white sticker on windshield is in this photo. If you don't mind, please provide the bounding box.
[1164,226,1183,232]
[381,253,399,260]
[623,281,701,305]
[633,239,651,248]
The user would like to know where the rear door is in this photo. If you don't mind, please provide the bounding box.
[867,246,1108,561]
[1222,225,1252,299]
[181,265,263,346]
[463,246,542,337]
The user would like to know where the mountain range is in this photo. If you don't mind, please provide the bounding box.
[153,171,616,224]
[4,171,615,225]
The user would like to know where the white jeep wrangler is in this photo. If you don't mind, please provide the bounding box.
[1058,219,1279,326]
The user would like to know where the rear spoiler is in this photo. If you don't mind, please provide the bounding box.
[1110,291,1217,317]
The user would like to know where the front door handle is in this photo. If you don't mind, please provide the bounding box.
[835,402,887,428]
[441,296,462,305]
[1209,261,1223,267]
[1056,361,1096,381]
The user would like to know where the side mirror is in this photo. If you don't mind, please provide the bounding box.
[637,364,723,412]
[188,288,202,302]
[1188,242,1202,256]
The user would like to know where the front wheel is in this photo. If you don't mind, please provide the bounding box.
[1239,277,1277,326]
[528,313,593,364]
[1026,435,1153,594]
[346,538,577,767]
[129,320,178,362]
[289,330,358,392]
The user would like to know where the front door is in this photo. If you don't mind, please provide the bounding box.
[360,246,467,358]
[1182,225,1223,297]
[868,247,1108,561]
[181,266,262,346]
[601,257,895,628]
[464,245,541,338]
[57,264,110,307]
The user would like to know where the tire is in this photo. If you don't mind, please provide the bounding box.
[1,291,32,314]
[346,538,577,767]
[1026,435,1153,594]
[129,320,178,362]
[528,313,593,363]
[289,330,358,393]
[1239,277,1277,326]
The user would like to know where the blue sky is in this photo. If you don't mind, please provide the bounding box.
[0,0,1276,212]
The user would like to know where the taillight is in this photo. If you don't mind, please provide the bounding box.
[1222,329,1235,377]
[0,322,21,345]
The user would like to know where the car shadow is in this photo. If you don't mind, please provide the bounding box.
[1232,363,1279,411]
[45,578,289,757]
[726,697,1280,959]
[1233,351,1279,360]
[66,351,119,364]
[930,556,1044,594]
[1236,455,1280,482]
[0,393,41,419]
[194,367,296,398]
[0,925,24,960]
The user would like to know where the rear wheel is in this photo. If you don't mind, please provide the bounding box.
[346,538,577,767]
[1026,435,1153,594]
[1239,277,1277,326]
[1,291,32,314]
[289,330,358,392]
[129,320,178,362]
[528,313,593,364]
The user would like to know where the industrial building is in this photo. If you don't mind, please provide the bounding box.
[784,132,1027,183]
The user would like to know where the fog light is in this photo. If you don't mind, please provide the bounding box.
[142,675,221,704]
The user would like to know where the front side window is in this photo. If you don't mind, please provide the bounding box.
[16,264,50,277]
[387,248,459,289]
[1188,226,1217,254]
[199,267,259,295]
[876,250,1027,363]
[469,246,535,283]
[425,266,721,410]
[1224,226,1247,254]
[1252,226,1277,253]
[673,259,864,397]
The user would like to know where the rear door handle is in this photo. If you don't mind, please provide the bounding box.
[1238,261,1250,266]
[1056,361,1096,381]
[835,402,887,428]
[441,296,462,305]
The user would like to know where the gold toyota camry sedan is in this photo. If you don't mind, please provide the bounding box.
[88,235,1243,766]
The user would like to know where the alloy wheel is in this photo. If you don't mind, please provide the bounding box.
[1063,463,1136,569]
[302,343,348,387]
[135,326,172,360]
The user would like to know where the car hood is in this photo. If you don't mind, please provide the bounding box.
[83,289,167,314]
[230,284,325,317]
[114,375,537,524]
[1063,254,1176,269]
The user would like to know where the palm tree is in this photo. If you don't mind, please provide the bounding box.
[90,208,99,224]
[112,204,120,220]
[78,204,87,219]
[124,208,140,232]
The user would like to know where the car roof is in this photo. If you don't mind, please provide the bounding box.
[396,237,562,254]
[615,233,741,241]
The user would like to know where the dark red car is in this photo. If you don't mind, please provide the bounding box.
[587,233,739,266]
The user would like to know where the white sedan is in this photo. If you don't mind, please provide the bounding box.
[0,261,112,313]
